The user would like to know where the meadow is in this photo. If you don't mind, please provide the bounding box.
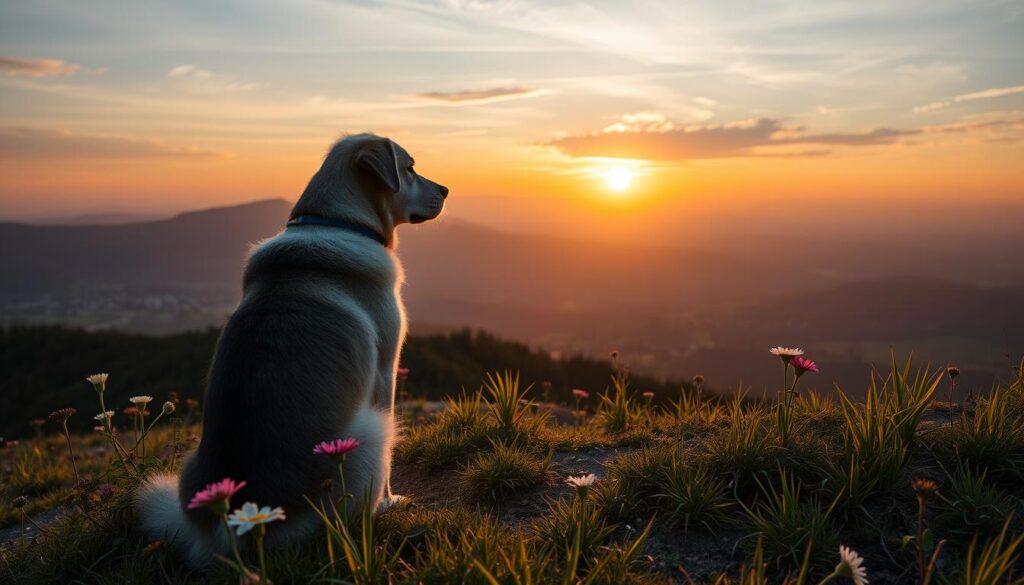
[2,350,1023,584]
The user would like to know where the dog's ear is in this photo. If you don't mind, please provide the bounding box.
[354,138,401,193]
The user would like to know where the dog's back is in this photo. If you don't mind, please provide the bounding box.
[138,227,403,568]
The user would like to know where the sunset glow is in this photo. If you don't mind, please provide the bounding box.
[0,1,1020,234]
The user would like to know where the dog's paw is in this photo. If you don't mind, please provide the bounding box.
[379,494,410,512]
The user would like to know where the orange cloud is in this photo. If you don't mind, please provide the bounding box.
[551,117,916,161]
[0,127,224,159]
[0,57,82,77]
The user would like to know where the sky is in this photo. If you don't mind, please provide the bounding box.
[0,0,1022,239]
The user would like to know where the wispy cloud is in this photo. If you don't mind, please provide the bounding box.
[0,127,223,159]
[913,84,1024,113]
[413,86,551,105]
[0,57,96,78]
[550,116,916,161]
[165,64,260,91]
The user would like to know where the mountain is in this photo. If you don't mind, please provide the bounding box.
[1,199,1021,393]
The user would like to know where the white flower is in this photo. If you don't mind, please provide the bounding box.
[769,347,804,358]
[227,502,287,536]
[162,401,176,415]
[94,411,115,422]
[565,474,597,488]
[836,545,869,585]
[86,373,109,391]
[130,395,154,406]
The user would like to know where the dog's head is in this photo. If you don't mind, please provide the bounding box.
[353,135,448,225]
[291,134,449,244]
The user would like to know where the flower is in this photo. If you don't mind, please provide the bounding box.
[94,411,115,422]
[86,373,109,392]
[565,474,597,488]
[642,391,655,398]
[913,478,940,501]
[566,473,597,500]
[693,374,705,385]
[227,502,286,536]
[162,401,176,415]
[835,545,869,585]
[571,389,589,399]
[312,438,361,462]
[49,407,76,422]
[610,350,619,360]
[397,367,410,377]
[187,478,247,514]
[769,347,804,363]
[12,496,28,509]
[240,575,261,584]
[123,406,139,417]
[947,366,960,379]
[4,440,19,448]
[791,356,819,376]
[130,396,153,406]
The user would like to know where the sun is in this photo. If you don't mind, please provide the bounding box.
[604,166,632,192]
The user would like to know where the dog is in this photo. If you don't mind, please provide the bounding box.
[135,133,448,569]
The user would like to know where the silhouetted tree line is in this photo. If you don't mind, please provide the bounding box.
[0,325,688,438]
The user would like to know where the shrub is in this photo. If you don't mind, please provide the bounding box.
[939,465,1017,539]
[597,370,642,434]
[459,440,552,500]
[656,459,731,532]
[742,469,836,571]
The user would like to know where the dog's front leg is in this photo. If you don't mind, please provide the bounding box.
[373,371,408,511]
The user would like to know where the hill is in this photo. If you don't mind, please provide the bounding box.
[0,325,686,439]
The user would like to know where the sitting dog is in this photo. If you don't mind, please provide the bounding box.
[136,133,448,569]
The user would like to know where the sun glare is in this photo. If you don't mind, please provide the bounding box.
[604,166,632,192]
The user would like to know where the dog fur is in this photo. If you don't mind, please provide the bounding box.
[136,133,448,569]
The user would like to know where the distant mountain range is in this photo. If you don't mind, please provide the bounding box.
[1,198,1021,395]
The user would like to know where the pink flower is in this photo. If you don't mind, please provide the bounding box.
[187,477,247,513]
[313,438,361,462]
[397,367,410,377]
[642,391,655,398]
[572,389,589,399]
[792,356,820,376]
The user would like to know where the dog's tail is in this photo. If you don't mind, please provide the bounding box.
[135,472,216,570]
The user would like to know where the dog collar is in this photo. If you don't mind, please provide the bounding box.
[286,215,387,246]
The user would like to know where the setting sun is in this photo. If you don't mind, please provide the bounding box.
[604,166,633,192]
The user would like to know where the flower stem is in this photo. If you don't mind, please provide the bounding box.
[60,422,80,484]
[338,457,348,520]
[256,524,268,582]
[221,514,251,578]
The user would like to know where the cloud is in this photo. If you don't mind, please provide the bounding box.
[166,64,259,91]
[0,57,82,78]
[913,85,1024,113]
[167,64,214,80]
[0,127,222,159]
[413,86,551,105]
[550,116,917,161]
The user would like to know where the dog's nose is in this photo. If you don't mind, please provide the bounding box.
[439,185,449,199]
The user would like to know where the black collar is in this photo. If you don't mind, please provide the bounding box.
[286,215,387,246]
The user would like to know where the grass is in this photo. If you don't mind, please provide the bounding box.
[3,357,1024,583]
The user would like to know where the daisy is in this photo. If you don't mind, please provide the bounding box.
[565,473,597,488]
[227,502,287,536]
[312,438,360,462]
[187,477,247,514]
[130,395,153,406]
[162,401,176,414]
[792,356,820,376]
[769,347,804,363]
[86,373,109,392]
[835,545,869,585]
[94,411,115,422]
[572,389,589,399]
